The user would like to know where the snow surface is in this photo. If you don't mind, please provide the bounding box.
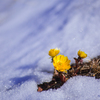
[0,0,100,100]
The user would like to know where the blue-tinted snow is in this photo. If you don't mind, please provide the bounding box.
[0,0,100,100]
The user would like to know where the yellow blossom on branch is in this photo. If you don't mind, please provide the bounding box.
[48,48,60,57]
[77,50,87,58]
[53,54,71,72]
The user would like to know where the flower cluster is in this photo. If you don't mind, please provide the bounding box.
[48,48,87,73]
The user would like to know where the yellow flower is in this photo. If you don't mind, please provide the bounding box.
[77,50,87,58]
[48,48,60,57]
[53,54,71,72]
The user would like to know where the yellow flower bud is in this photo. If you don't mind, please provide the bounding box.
[53,54,71,72]
[48,48,60,57]
[77,50,87,58]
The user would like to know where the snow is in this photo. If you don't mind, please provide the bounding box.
[0,0,100,100]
